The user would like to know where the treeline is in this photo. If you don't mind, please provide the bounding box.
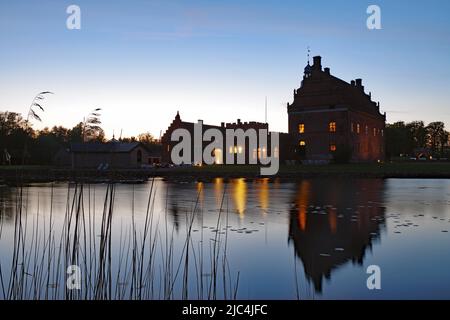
[385,121,449,159]
[0,111,158,165]
[2,109,449,165]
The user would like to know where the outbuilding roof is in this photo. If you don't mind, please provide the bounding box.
[70,142,141,153]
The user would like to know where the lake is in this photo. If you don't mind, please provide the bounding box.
[0,178,449,299]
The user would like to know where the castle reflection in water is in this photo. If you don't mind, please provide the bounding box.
[165,178,386,293]
[288,179,386,292]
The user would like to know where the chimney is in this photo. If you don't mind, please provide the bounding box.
[313,56,322,70]
[221,122,225,128]
[356,79,365,91]
[324,67,330,75]
[237,119,241,124]
[351,80,355,86]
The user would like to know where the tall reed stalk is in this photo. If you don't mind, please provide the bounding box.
[0,179,240,300]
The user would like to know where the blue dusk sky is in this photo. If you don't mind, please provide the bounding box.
[1,0,450,138]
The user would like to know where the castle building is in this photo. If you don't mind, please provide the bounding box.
[287,56,385,162]
[161,112,284,165]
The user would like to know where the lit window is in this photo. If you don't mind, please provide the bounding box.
[238,146,243,154]
[330,144,337,152]
[274,147,279,158]
[229,146,233,154]
[373,128,377,137]
[381,129,384,137]
[214,148,222,164]
[298,123,305,134]
[299,141,306,146]
[167,145,170,152]
[356,123,360,134]
[365,125,369,135]
[329,122,336,132]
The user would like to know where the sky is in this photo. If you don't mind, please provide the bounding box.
[1,0,450,139]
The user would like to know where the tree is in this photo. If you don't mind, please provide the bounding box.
[69,122,84,143]
[138,132,156,144]
[426,122,447,156]
[0,111,33,164]
[406,121,427,150]
[385,122,410,158]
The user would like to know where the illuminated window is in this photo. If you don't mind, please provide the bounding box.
[299,141,306,146]
[330,144,337,152]
[167,145,170,152]
[356,123,360,134]
[298,123,305,133]
[329,122,336,132]
[274,147,279,158]
[365,125,369,135]
[238,146,243,154]
[262,148,267,159]
[214,148,222,164]
[229,146,233,154]
[381,129,384,137]
[373,128,377,137]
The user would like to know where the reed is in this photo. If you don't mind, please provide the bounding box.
[0,179,240,300]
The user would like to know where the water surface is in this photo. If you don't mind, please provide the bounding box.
[0,178,449,299]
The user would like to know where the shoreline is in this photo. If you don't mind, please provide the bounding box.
[2,163,450,184]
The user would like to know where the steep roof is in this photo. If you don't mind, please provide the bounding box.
[70,142,141,153]
[289,55,385,119]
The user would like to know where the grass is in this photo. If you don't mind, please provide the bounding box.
[170,162,450,176]
[2,162,450,183]
[0,179,240,300]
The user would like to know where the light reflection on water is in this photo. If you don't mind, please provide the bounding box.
[1,178,450,299]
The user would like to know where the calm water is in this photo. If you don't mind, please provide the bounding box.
[1,178,450,299]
